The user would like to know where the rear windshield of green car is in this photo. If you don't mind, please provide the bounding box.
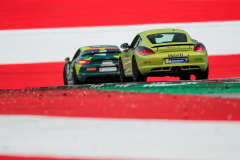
[83,47,121,55]
[147,33,187,44]
[92,53,119,57]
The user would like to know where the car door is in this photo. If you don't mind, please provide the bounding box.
[124,35,141,76]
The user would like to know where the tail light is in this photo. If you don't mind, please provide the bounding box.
[78,60,90,65]
[194,45,205,52]
[137,46,155,56]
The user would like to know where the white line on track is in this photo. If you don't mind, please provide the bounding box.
[0,115,240,160]
[0,21,240,64]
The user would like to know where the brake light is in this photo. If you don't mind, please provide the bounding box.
[78,60,90,65]
[139,49,155,56]
[194,46,205,52]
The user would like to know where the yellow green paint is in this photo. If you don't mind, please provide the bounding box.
[75,65,82,75]
[83,57,93,61]
[114,55,120,59]
[80,47,91,52]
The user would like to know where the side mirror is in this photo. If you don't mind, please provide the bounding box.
[120,43,129,49]
[65,57,70,62]
[192,39,198,44]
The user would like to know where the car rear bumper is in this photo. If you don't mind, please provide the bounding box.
[139,62,208,76]
[77,71,120,83]
[135,51,208,76]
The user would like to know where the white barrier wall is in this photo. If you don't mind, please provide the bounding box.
[0,21,240,64]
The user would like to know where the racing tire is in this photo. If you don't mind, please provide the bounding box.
[63,69,68,85]
[72,68,81,85]
[119,59,132,82]
[179,74,191,80]
[132,57,147,82]
[196,65,209,80]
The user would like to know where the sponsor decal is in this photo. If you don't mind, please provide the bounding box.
[101,61,115,67]
[144,61,157,65]
[166,58,187,64]
[195,58,202,61]
[125,69,131,73]
[168,53,183,57]
[124,61,132,67]
[99,67,117,72]
[87,67,96,71]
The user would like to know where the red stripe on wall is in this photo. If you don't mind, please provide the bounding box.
[0,155,122,160]
[0,0,240,30]
[0,62,64,89]
[0,54,240,90]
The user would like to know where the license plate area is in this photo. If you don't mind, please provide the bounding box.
[99,67,117,72]
[165,58,187,64]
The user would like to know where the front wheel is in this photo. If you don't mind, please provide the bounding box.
[132,57,147,82]
[119,59,132,82]
[196,65,209,80]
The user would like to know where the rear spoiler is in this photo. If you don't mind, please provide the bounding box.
[151,43,195,48]
[82,52,120,56]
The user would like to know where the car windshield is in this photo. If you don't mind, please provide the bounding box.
[147,33,187,44]
[82,47,121,56]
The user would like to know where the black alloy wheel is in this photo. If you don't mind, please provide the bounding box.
[132,57,147,82]
[119,59,132,82]
[72,68,80,85]
[196,65,209,80]
[63,69,68,85]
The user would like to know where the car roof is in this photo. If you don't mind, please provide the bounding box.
[80,45,119,52]
[139,29,187,36]
[84,45,119,48]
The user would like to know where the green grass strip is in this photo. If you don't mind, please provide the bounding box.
[94,82,240,95]
[39,81,240,95]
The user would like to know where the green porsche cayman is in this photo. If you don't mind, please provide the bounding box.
[63,45,120,85]
[119,29,208,82]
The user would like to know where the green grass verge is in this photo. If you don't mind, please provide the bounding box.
[39,81,240,95]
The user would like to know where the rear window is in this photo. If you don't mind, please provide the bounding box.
[83,47,120,56]
[91,53,119,57]
[147,33,187,44]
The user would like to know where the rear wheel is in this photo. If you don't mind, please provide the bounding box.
[132,57,147,82]
[63,69,68,85]
[119,59,132,82]
[179,74,191,80]
[72,68,80,85]
[196,65,209,80]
